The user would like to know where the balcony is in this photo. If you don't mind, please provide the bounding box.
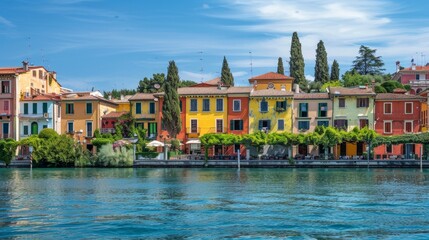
[100,128,115,134]
[186,127,201,138]
[409,80,429,86]
[207,127,226,134]
[19,113,51,119]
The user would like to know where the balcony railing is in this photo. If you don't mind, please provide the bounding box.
[409,80,429,86]
[100,128,115,134]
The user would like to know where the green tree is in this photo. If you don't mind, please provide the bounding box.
[314,40,329,84]
[330,59,340,80]
[374,85,387,93]
[352,45,385,75]
[314,126,342,160]
[162,61,182,138]
[178,80,197,87]
[137,73,165,93]
[0,139,18,165]
[221,56,234,86]
[342,70,384,87]
[320,80,342,92]
[277,57,285,75]
[290,32,307,90]
[380,80,406,93]
[359,127,378,161]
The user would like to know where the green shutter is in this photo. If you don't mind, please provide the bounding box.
[32,103,37,114]
[43,103,48,114]
[230,120,234,130]
[23,126,28,135]
[258,120,263,130]
[267,120,271,130]
[24,103,28,114]
[239,120,243,130]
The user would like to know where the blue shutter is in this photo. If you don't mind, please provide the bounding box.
[267,120,271,130]
[239,120,243,130]
[230,120,234,130]
[258,120,263,130]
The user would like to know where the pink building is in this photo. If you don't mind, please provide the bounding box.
[393,61,429,94]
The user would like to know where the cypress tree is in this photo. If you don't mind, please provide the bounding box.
[220,56,234,86]
[314,40,329,83]
[162,61,182,138]
[277,57,284,75]
[289,32,306,90]
[330,59,340,80]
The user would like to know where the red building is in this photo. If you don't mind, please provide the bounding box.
[393,61,429,94]
[374,93,425,159]
[101,111,128,134]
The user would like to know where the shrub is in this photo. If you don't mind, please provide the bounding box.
[95,144,133,167]
[38,128,59,139]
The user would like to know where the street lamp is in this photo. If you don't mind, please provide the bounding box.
[159,134,170,160]
[129,133,138,163]
[76,129,83,144]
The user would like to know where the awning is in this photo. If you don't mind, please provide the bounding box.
[186,139,201,144]
[146,140,164,147]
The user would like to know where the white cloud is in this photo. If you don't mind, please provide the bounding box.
[180,71,217,82]
[305,75,315,81]
[232,71,247,77]
[0,16,14,27]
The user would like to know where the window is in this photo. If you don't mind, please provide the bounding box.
[416,74,420,80]
[3,101,9,111]
[405,121,413,133]
[384,121,392,134]
[39,70,43,79]
[276,101,287,112]
[190,99,197,112]
[357,98,369,108]
[260,100,268,112]
[258,120,271,131]
[86,103,93,114]
[202,99,210,111]
[299,103,308,117]
[234,144,240,153]
[58,105,61,118]
[32,70,36,77]
[318,103,328,117]
[148,122,157,138]
[359,119,369,129]
[42,125,47,129]
[24,103,28,114]
[32,103,37,114]
[334,119,348,130]
[230,120,243,131]
[317,120,329,127]
[136,123,144,129]
[1,81,10,94]
[65,103,74,114]
[216,119,223,133]
[86,121,93,137]
[233,100,241,112]
[386,144,392,153]
[405,102,413,114]
[339,98,345,108]
[384,102,392,114]
[216,99,223,111]
[298,121,310,131]
[23,125,29,135]
[179,100,183,112]
[278,119,284,130]
[191,119,198,133]
[67,121,74,133]
[135,102,142,114]
[149,102,155,114]
[42,102,48,114]
[2,123,9,137]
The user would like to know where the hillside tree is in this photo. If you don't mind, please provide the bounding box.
[352,45,385,75]
[314,40,329,83]
[221,56,234,86]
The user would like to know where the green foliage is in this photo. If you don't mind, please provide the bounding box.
[403,85,411,91]
[290,32,306,89]
[170,139,180,151]
[314,40,329,83]
[95,144,133,167]
[38,128,58,139]
[341,70,384,87]
[380,80,406,93]
[162,61,182,138]
[136,151,158,159]
[115,112,135,138]
[374,85,387,93]
[0,139,18,165]
[221,56,234,86]
[178,80,197,87]
[352,45,385,75]
[92,138,114,150]
[103,89,137,99]
[137,73,165,93]
[330,59,340,81]
[320,80,342,92]
[277,57,284,75]
[308,81,322,92]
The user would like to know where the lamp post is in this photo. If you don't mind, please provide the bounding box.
[76,129,83,144]
[159,134,169,160]
[129,133,138,164]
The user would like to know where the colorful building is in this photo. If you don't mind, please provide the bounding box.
[292,93,332,156]
[19,94,61,137]
[101,111,128,134]
[373,93,424,159]
[393,61,429,94]
[61,92,117,149]
[111,95,132,112]
[249,72,294,91]
[329,86,376,158]
[129,93,158,139]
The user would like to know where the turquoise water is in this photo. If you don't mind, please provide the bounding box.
[1,168,429,239]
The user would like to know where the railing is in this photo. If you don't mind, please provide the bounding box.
[186,127,201,134]
[409,80,429,86]
[207,127,226,133]
[100,128,115,134]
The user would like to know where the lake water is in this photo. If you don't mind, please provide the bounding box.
[1,168,429,239]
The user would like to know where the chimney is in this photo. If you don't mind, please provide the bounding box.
[51,71,57,79]
[411,58,416,70]
[120,94,124,100]
[108,95,112,100]
[396,61,401,73]
[22,61,29,71]
[294,83,300,93]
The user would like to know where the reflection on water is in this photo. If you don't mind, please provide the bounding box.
[0,168,429,239]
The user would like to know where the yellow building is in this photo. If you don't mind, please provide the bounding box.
[61,92,117,150]
[420,90,429,132]
[249,89,293,133]
[129,93,158,139]
[112,95,132,112]
[249,72,294,92]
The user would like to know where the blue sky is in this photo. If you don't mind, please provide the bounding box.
[1,0,429,91]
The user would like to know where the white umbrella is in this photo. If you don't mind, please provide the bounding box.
[186,139,201,144]
[146,140,164,147]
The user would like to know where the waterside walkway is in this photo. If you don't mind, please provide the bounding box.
[134,159,429,168]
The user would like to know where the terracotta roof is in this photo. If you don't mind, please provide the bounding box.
[61,94,118,105]
[226,86,253,94]
[203,77,220,85]
[112,95,133,103]
[22,93,61,101]
[328,87,376,96]
[294,93,330,99]
[250,89,294,97]
[376,93,426,100]
[400,65,429,72]
[0,66,48,74]
[249,72,294,83]
[101,111,128,119]
[393,88,407,93]
[128,93,156,101]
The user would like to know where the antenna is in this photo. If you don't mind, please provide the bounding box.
[249,51,253,77]
[199,51,204,82]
